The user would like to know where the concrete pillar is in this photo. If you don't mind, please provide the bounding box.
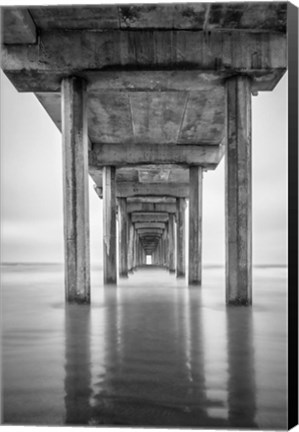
[225,76,252,305]
[160,238,164,267]
[133,230,137,270]
[168,213,175,273]
[128,219,134,273]
[137,239,141,266]
[163,228,169,268]
[62,77,90,303]
[103,166,117,284]
[118,198,128,278]
[159,242,162,266]
[188,166,203,285]
[176,198,186,278]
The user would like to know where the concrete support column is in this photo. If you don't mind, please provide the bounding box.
[159,239,162,267]
[118,198,128,278]
[163,228,169,268]
[137,239,141,266]
[225,76,252,305]
[103,166,117,284]
[160,239,164,266]
[128,219,134,273]
[168,214,176,273]
[188,166,203,285]
[176,198,186,278]
[62,77,90,303]
[133,230,137,270]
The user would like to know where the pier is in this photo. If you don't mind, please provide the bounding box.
[2,3,287,305]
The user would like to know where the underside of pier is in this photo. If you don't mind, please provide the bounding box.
[1,2,287,304]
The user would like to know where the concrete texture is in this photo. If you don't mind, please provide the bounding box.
[61,77,90,303]
[225,76,252,305]
[189,166,203,285]
[103,167,117,284]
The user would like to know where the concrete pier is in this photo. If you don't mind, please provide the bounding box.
[1,3,287,305]
[61,77,90,303]
[225,77,252,305]
[189,166,203,285]
[103,167,117,284]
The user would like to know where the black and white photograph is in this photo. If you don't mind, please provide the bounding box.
[1,1,298,430]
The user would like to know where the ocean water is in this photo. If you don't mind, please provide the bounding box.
[1,263,287,429]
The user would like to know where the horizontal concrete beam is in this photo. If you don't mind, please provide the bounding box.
[4,69,285,93]
[89,143,223,168]
[127,202,177,213]
[140,235,162,240]
[95,183,189,198]
[136,228,164,235]
[127,197,176,204]
[134,222,166,230]
[3,30,286,92]
[131,212,169,223]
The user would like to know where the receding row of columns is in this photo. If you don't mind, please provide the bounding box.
[61,75,252,306]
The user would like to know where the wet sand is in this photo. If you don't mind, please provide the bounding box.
[1,264,287,429]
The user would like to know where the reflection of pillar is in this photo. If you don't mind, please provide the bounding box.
[118,198,128,278]
[189,166,203,285]
[176,198,186,278]
[226,310,256,428]
[64,305,91,424]
[168,214,175,273]
[225,76,252,305]
[103,166,117,284]
[180,288,210,426]
[62,77,90,303]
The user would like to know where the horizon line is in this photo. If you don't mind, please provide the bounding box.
[0,262,288,268]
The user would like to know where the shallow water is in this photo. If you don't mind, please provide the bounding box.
[1,264,287,429]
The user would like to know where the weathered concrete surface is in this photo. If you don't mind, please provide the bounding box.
[3,30,286,92]
[131,212,169,223]
[103,167,117,284]
[98,182,190,199]
[189,166,203,285]
[225,76,252,305]
[89,144,224,167]
[137,228,163,236]
[127,202,177,214]
[127,219,134,272]
[91,165,191,192]
[3,4,286,33]
[176,198,186,278]
[127,197,176,204]
[134,222,166,230]
[2,8,37,44]
[168,215,176,273]
[118,198,128,278]
[62,77,90,303]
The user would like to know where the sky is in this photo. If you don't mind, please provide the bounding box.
[0,70,288,266]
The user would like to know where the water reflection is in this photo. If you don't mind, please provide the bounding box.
[64,304,92,425]
[226,308,257,428]
[63,275,258,428]
[2,265,286,428]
